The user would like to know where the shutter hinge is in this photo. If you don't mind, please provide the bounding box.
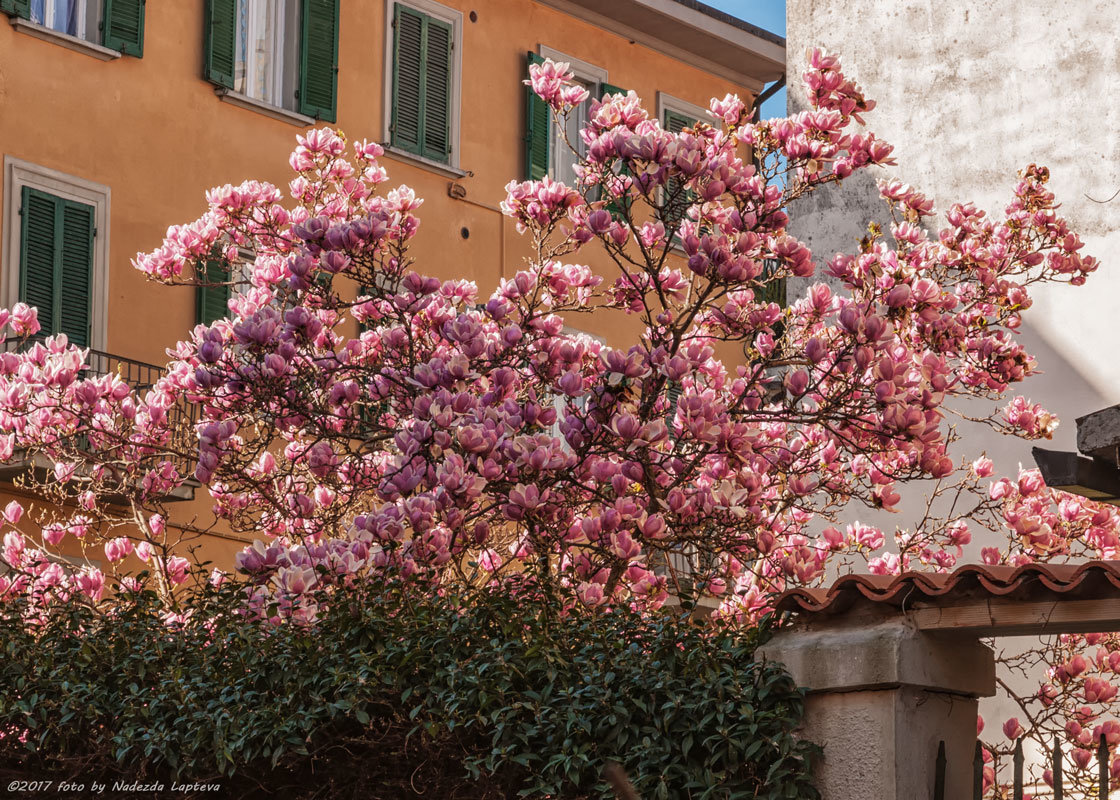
[93,227,99,237]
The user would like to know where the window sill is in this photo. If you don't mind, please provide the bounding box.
[8,17,121,60]
[381,146,469,179]
[215,89,316,127]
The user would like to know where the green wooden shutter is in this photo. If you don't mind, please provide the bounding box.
[664,108,698,236]
[391,5,452,163]
[664,381,682,420]
[58,201,94,347]
[0,0,30,18]
[758,258,787,308]
[524,51,550,180]
[19,188,94,347]
[196,259,231,326]
[664,380,683,444]
[664,109,695,135]
[298,0,339,122]
[422,16,452,162]
[599,83,628,214]
[19,188,58,338]
[203,0,236,89]
[391,4,424,154]
[102,0,145,57]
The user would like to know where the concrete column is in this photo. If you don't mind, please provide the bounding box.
[758,620,995,800]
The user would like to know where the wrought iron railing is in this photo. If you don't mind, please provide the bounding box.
[935,734,1112,800]
[3,339,200,481]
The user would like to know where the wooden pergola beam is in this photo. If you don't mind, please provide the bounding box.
[909,597,1120,637]
[1033,447,1120,504]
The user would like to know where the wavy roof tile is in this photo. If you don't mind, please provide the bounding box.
[775,561,1120,617]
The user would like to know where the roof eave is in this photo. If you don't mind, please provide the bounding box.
[534,0,786,93]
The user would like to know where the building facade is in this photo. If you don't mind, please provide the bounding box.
[0,0,784,561]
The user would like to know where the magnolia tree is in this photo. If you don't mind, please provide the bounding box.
[0,50,1113,794]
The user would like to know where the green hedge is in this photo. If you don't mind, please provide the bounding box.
[0,581,817,798]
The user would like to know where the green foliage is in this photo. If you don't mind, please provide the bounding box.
[0,582,817,799]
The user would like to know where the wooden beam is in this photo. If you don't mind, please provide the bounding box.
[910,597,1120,637]
[1032,447,1120,503]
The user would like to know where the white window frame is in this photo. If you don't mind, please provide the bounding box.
[656,92,712,131]
[537,45,608,183]
[234,0,300,112]
[382,0,464,171]
[30,0,100,43]
[2,157,111,352]
[550,326,604,442]
[656,93,712,251]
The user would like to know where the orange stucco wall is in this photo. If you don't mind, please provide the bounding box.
[0,1,764,560]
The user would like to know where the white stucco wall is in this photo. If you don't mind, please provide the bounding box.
[786,0,1119,468]
[785,0,1120,773]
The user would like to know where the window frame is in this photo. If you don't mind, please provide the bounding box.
[205,0,335,126]
[382,0,463,170]
[656,93,711,251]
[233,0,301,112]
[29,0,100,41]
[4,0,144,59]
[197,246,261,327]
[2,157,110,351]
[549,326,604,444]
[656,92,711,132]
[537,45,608,184]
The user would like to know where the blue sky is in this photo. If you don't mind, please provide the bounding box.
[702,0,786,120]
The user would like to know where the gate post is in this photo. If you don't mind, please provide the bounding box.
[758,618,995,800]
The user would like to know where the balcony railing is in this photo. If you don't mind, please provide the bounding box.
[1,339,200,498]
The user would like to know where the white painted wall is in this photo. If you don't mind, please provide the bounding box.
[785,0,1120,768]
[786,0,1118,514]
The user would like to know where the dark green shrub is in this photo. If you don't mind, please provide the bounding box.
[0,581,817,799]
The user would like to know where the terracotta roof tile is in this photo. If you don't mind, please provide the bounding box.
[775,561,1120,616]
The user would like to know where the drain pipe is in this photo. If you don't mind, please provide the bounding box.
[750,74,786,121]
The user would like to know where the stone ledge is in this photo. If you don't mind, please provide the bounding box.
[381,147,470,179]
[215,90,317,127]
[757,620,996,698]
[8,17,121,60]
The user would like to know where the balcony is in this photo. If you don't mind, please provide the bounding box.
[0,342,200,502]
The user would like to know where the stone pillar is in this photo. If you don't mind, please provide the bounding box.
[757,620,995,800]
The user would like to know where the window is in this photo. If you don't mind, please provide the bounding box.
[234,0,299,110]
[2,158,110,351]
[387,0,461,166]
[19,188,93,346]
[758,258,787,308]
[548,327,603,445]
[30,0,99,39]
[2,0,145,55]
[524,47,622,183]
[204,0,339,122]
[197,248,260,326]
[549,74,593,184]
[657,94,708,239]
[196,259,232,327]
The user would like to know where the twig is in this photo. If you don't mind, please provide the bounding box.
[603,761,640,800]
[1085,187,1120,204]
